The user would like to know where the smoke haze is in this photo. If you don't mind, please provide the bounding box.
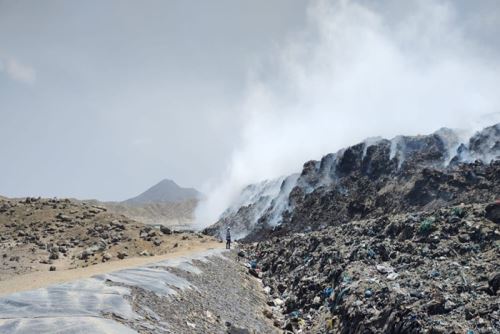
[195,0,500,227]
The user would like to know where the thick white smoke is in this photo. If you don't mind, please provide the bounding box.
[195,0,500,228]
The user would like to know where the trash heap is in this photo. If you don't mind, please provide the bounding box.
[244,202,500,333]
[208,124,500,242]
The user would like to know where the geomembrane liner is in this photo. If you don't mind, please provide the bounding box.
[0,248,226,333]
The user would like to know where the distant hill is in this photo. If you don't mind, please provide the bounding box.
[123,179,202,205]
[83,179,203,227]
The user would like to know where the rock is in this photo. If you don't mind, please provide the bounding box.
[117,251,128,259]
[160,225,172,235]
[140,250,150,256]
[56,213,72,222]
[79,244,103,260]
[49,252,59,260]
[102,253,112,262]
[49,266,56,271]
[263,309,273,319]
[0,204,10,212]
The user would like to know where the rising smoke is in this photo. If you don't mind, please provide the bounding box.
[195,0,500,228]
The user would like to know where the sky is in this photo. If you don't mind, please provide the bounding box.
[0,0,308,200]
[1,1,499,211]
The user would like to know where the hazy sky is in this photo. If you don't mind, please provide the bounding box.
[0,0,308,199]
[1,0,499,204]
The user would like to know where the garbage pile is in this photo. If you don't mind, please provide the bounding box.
[207,123,499,242]
[244,202,500,333]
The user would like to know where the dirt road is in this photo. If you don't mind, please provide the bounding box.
[0,240,222,296]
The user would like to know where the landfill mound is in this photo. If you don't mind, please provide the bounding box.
[206,123,499,240]
[0,197,212,279]
[243,202,499,333]
[205,123,499,333]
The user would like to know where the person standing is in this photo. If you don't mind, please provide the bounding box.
[226,227,231,249]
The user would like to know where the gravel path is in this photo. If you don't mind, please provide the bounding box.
[115,251,278,334]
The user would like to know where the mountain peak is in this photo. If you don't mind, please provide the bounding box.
[157,178,178,187]
[124,179,202,205]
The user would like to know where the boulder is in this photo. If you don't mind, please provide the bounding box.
[160,225,172,235]
[117,251,128,259]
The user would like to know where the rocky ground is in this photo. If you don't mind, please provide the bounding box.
[0,196,213,280]
[113,251,278,334]
[243,202,500,333]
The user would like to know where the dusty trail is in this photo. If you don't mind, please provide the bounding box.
[0,241,222,296]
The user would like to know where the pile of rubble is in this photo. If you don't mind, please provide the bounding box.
[244,202,500,333]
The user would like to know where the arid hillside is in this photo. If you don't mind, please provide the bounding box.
[0,196,213,280]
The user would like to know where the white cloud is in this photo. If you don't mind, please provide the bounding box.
[0,57,36,84]
[194,0,500,227]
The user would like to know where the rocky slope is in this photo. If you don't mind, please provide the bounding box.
[206,124,499,240]
[0,196,212,280]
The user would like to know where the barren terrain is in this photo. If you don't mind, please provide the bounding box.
[0,196,218,284]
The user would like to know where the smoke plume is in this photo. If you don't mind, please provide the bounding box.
[195,0,500,228]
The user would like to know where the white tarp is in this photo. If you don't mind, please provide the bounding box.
[0,248,226,334]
